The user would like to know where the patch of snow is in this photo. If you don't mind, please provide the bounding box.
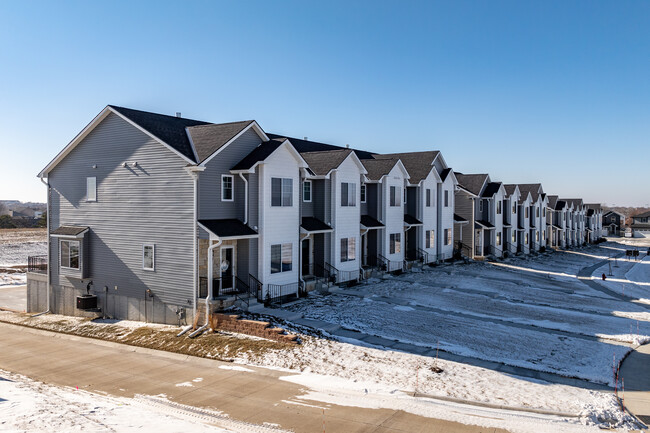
[218,365,254,372]
[175,381,194,387]
[392,305,414,311]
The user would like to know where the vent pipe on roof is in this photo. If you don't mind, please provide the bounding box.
[175,112,182,118]
[346,144,350,148]
[303,137,308,140]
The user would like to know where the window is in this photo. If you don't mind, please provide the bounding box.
[340,237,356,262]
[271,243,292,273]
[536,207,540,217]
[496,232,502,246]
[543,231,546,240]
[426,230,435,249]
[341,182,356,207]
[302,180,312,202]
[143,244,155,271]
[479,200,483,213]
[525,233,529,245]
[60,240,80,270]
[536,231,539,242]
[512,232,516,243]
[426,189,431,207]
[404,188,407,204]
[221,175,234,202]
[525,207,529,218]
[543,208,546,217]
[513,203,517,213]
[271,178,293,207]
[389,233,401,254]
[360,184,366,203]
[496,201,502,215]
[444,229,452,245]
[444,190,449,207]
[86,177,97,202]
[389,186,401,207]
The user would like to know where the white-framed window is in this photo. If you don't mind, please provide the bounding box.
[512,232,516,243]
[271,243,292,273]
[496,201,502,215]
[513,203,517,213]
[303,180,312,202]
[221,175,234,202]
[340,237,356,262]
[542,231,546,240]
[86,177,97,202]
[389,186,401,207]
[536,207,540,217]
[496,232,502,246]
[360,184,366,203]
[341,182,356,207]
[389,233,401,254]
[60,240,80,270]
[143,244,155,271]
[444,228,452,245]
[426,189,431,207]
[543,207,546,217]
[426,230,435,249]
[271,178,293,207]
[536,231,540,242]
[444,190,449,207]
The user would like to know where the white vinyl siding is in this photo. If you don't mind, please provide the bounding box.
[341,182,356,207]
[271,178,293,207]
[60,240,80,270]
[221,175,233,202]
[303,180,312,202]
[389,233,401,254]
[389,186,401,207]
[86,177,96,202]
[142,244,155,271]
[271,243,292,273]
[340,237,356,262]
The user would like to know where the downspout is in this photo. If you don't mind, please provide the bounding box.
[185,168,199,324]
[239,173,248,225]
[33,176,51,316]
[206,237,222,325]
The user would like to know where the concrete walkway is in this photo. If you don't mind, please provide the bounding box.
[0,284,26,312]
[0,322,507,433]
[619,343,650,427]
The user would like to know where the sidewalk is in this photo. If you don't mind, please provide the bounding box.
[619,343,650,427]
[0,321,506,433]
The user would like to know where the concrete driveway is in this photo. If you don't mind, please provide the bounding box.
[0,284,26,312]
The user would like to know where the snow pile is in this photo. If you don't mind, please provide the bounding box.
[0,272,26,287]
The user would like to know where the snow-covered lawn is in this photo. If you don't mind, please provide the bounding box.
[284,244,650,386]
[0,228,47,289]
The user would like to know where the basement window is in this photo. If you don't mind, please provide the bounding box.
[143,244,155,271]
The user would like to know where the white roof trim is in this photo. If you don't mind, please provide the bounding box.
[199,120,269,166]
[50,228,89,239]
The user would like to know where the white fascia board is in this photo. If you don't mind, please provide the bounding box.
[196,222,259,241]
[38,106,113,178]
[200,121,260,167]
[185,128,201,163]
[457,186,478,198]
[394,160,411,180]
[432,153,449,171]
[50,228,89,239]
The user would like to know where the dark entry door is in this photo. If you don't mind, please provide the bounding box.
[302,239,311,276]
[221,248,234,292]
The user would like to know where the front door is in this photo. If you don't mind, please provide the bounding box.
[302,239,311,277]
[220,247,234,293]
[361,233,368,267]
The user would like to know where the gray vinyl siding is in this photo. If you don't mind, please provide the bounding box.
[454,191,475,253]
[366,184,379,219]
[237,240,249,280]
[248,171,259,228]
[406,187,417,217]
[48,112,195,306]
[312,180,325,221]
[301,180,315,218]
[198,128,262,220]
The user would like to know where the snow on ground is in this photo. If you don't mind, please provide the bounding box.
[0,229,47,289]
[590,253,650,302]
[0,369,244,432]
[0,272,26,287]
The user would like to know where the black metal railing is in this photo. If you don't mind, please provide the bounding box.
[417,247,429,264]
[379,254,402,273]
[199,276,251,299]
[454,241,471,259]
[487,244,503,257]
[27,255,47,274]
[265,282,300,306]
[249,274,263,302]
[367,254,386,271]
[475,245,483,256]
[324,262,359,285]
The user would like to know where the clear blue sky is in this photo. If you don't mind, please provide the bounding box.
[0,1,648,206]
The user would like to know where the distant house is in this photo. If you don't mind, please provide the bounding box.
[631,211,650,238]
[603,210,625,236]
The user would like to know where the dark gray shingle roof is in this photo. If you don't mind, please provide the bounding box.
[362,158,401,181]
[109,106,209,162]
[187,121,254,163]
[361,215,384,228]
[373,151,440,183]
[455,173,489,196]
[301,217,332,232]
[199,219,257,238]
[267,134,375,159]
[300,149,354,176]
[481,182,502,198]
[51,226,88,236]
[231,139,284,171]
